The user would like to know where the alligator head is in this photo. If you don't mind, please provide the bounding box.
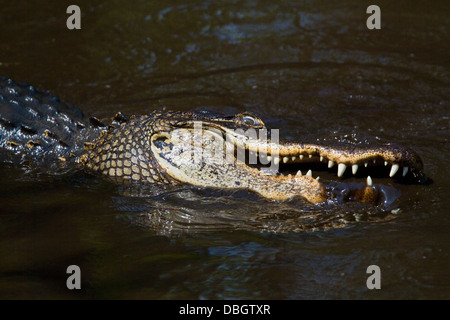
[143,110,426,204]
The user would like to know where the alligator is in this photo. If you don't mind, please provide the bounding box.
[0,77,428,205]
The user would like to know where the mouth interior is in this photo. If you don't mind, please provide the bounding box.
[237,144,418,183]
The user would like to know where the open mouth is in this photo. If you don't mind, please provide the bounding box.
[228,131,426,185]
[242,147,419,182]
[150,123,427,204]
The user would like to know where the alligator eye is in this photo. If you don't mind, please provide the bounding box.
[241,115,258,126]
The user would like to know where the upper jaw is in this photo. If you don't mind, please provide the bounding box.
[168,120,427,183]
[230,135,426,183]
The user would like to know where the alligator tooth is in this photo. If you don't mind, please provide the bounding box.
[296,170,302,176]
[373,159,377,164]
[364,162,368,167]
[291,156,296,161]
[306,170,312,177]
[384,161,388,166]
[402,166,409,177]
[267,156,272,162]
[288,174,292,178]
[309,154,312,158]
[274,157,280,165]
[337,164,347,177]
[316,176,320,181]
[328,160,335,168]
[299,155,304,160]
[352,164,359,175]
[320,156,324,162]
[283,157,289,164]
[389,164,399,177]
[367,176,373,186]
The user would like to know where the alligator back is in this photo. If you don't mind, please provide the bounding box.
[0,77,99,170]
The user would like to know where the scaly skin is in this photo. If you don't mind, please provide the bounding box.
[79,110,423,203]
[0,77,427,204]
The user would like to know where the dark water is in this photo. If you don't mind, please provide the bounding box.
[0,0,449,299]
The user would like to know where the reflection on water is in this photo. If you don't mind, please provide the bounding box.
[115,182,401,236]
[0,0,449,299]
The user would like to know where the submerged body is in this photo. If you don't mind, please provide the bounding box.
[0,77,427,204]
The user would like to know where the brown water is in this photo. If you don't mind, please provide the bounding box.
[0,0,449,299]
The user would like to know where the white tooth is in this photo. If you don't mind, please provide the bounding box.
[306,170,312,177]
[367,176,373,186]
[352,164,359,175]
[283,157,289,163]
[373,159,377,164]
[316,176,320,181]
[320,156,324,162]
[296,170,302,176]
[288,174,292,178]
[291,156,296,161]
[328,160,335,168]
[389,164,399,177]
[337,163,347,177]
[402,166,409,177]
[267,156,272,162]
[364,162,368,167]
[384,161,388,166]
[300,155,304,160]
[309,154,312,158]
[274,157,280,165]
